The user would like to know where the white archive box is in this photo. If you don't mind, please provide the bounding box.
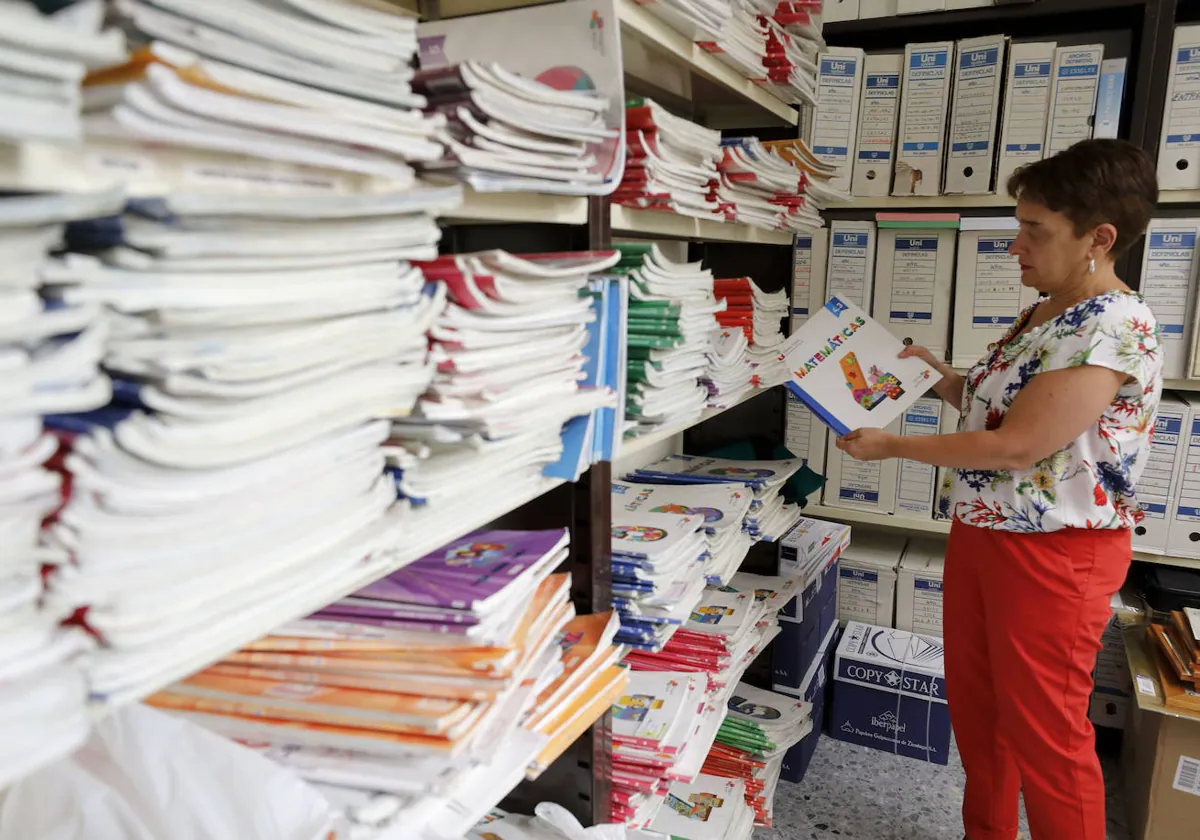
[1157,26,1200,191]
[1138,219,1200,380]
[1092,58,1127,139]
[895,395,943,520]
[871,216,957,358]
[824,418,901,515]
[852,53,904,198]
[1043,44,1105,158]
[822,0,860,23]
[934,399,961,522]
[857,0,897,17]
[951,217,1040,369]
[836,531,907,628]
[1166,394,1200,559]
[790,230,830,332]
[814,48,867,192]
[944,35,1008,195]
[896,538,947,637]
[1137,394,1190,555]
[995,41,1057,189]
[785,390,829,477]
[893,41,955,197]
[825,220,878,311]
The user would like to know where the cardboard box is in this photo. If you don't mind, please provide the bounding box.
[893,41,954,197]
[1122,682,1200,837]
[1165,394,1200,559]
[1133,394,1189,555]
[836,530,906,627]
[1138,219,1200,380]
[773,559,840,688]
[1157,25,1200,191]
[825,220,877,311]
[790,230,830,333]
[1089,692,1130,730]
[995,41,1057,189]
[1092,57,1127,139]
[895,538,946,637]
[944,35,1007,195]
[1043,44,1104,158]
[814,49,867,192]
[823,418,901,515]
[777,516,852,619]
[951,217,1040,369]
[830,621,951,764]
[872,218,957,358]
[895,396,943,520]
[857,0,897,18]
[777,621,840,783]
[852,53,904,198]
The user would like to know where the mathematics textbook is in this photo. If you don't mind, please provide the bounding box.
[781,297,942,436]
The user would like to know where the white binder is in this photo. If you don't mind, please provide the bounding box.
[995,41,1057,189]
[790,229,830,333]
[893,41,955,197]
[825,220,878,312]
[944,35,1007,195]
[852,52,904,198]
[1138,219,1200,380]
[1157,25,1200,191]
[1043,44,1104,158]
[814,48,867,192]
[871,218,957,359]
[1136,393,1189,555]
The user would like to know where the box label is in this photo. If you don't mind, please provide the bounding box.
[1173,755,1200,796]
[889,237,940,323]
[971,237,1022,327]
[815,55,862,175]
[1046,47,1103,157]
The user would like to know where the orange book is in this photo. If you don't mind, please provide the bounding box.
[222,648,519,679]
[527,611,621,731]
[527,664,628,778]
[205,663,503,702]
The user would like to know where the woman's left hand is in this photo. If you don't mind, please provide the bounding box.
[836,427,899,462]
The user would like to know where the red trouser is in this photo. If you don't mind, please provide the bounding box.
[944,520,1130,840]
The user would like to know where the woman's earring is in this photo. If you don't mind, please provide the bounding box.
[1088,257,1096,275]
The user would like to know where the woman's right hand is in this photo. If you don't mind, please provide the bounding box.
[899,344,939,367]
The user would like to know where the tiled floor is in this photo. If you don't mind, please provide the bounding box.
[757,735,1131,840]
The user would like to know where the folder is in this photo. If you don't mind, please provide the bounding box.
[790,230,830,333]
[944,35,1007,195]
[1166,395,1200,559]
[1158,26,1200,190]
[1092,58,1127,140]
[995,41,1057,189]
[1137,219,1200,380]
[814,48,867,193]
[852,52,904,198]
[1135,393,1189,555]
[785,391,828,478]
[893,42,955,197]
[825,220,877,312]
[1043,44,1104,158]
[872,213,959,360]
[895,395,944,520]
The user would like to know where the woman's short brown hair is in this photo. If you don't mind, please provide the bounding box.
[1006,138,1158,258]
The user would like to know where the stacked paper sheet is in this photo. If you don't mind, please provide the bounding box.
[613,243,722,438]
[713,275,790,390]
[39,187,464,708]
[149,529,626,839]
[615,98,723,220]
[703,327,757,409]
[628,455,805,542]
[701,683,813,827]
[0,190,124,788]
[0,0,127,144]
[413,60,620,195]
[84,0,439,187]
[611,511,710,653]
[717,137,824,232]
[613,480,754,587]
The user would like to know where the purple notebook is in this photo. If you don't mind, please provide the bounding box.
[351,528,568,613]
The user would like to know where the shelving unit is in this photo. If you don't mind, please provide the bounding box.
[825,194,1015,210]
[618,388,774,463]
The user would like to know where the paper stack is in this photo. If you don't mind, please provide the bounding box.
[717,137,823,233]
[701,683,814,827]
[703,327,757,409]
[645,773,756,839]
[612,480,755,588]
[412,60,619,195]
[611,511,710,652]
[713,275,790,390]
[613,243,722,439]
[762,138,852,207]
[0,190,125,787]
[0,0,127,144]
[84,1,439,187]
[699,1,821,108]
[147,529,626,839]
[615,98,723,221]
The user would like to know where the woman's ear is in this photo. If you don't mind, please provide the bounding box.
[1092,222,1118,258]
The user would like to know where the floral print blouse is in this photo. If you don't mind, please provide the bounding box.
[943,290,1163,533]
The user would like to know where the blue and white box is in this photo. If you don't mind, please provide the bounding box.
[836,531,906,628]
[814,48,867,192]
[773,560,839,689]
[893,41,954,197]
[830,621,950,765]
[778,516,852,620]
[1166,394,1200,559]
[945,35,1007,195]
[895,538,947,637]
[1133,393,1189,554]
[778,621,840,783]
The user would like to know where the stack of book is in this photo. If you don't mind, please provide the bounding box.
[762,137,851,206]
[614,243,722,439]
[713,275,790,389]
[412,60,619,195]
[611,510,710,653]
[612,479,755,588]
[701,2,821,108]
[1147,609,1200,713]
[641,773,756,839]
[0,190,123,787]
[147,529,626,837]
[703,327,757,409]
[0,0,126,144]
[717,137,824,232]
[701,683,814,827]
[615,98,723,220]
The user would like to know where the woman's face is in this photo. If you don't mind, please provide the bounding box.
[1008,198,1094,293]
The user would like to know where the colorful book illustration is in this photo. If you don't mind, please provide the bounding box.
[839,351,905,410]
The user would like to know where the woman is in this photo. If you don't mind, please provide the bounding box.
[837,138,1162,840]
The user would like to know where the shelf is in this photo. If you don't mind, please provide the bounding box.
[1132,550,1200,571]
[615,0,798,128]
[1159,190,1200,204]
[89,475,567,718]
[825,194,1016,210]
[611,205,794,244]
[618,387,774,463]
[1165,379,1200,392]
[823,0,1145,41]
[445,187,589,225]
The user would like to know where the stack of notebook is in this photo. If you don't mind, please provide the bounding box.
[613,243,722,439]
[0,0,127,145]
[713,275,790,390]
[762,137,852,206]
[83,0,439,187]
[717,137,824,233]
[643,773,756,839]
[701,683,814,827]
[702,327,757,409]
[0,190,124,787]
[412,60,619,195]
[699,2,821,108]
[612,480,755,588]
[615,98,723,221]
[148,528,626,838]
[611,510,710,653]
